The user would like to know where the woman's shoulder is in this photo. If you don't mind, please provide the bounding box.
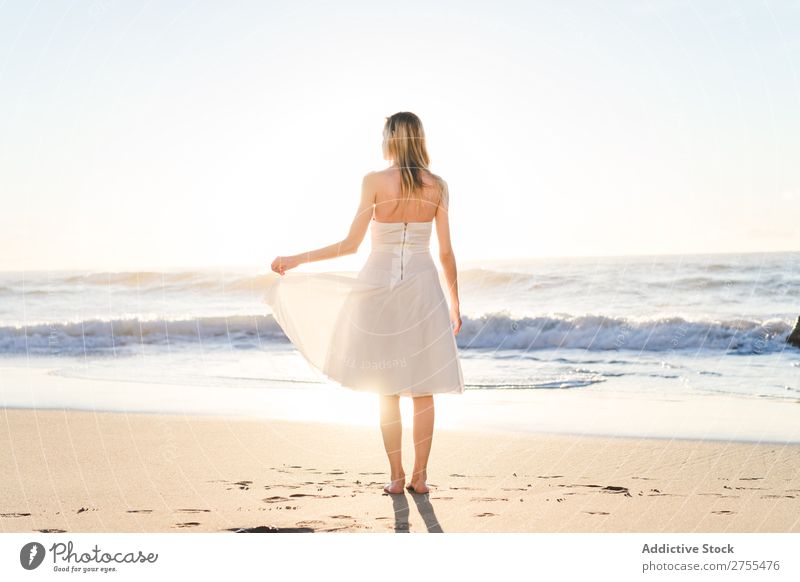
[421,170,448,202]
[368,167,446,187]
[426,170,447,189]
[367,168,447,210]
[368,165,442,177]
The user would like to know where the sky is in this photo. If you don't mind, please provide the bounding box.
[1,0,799,272]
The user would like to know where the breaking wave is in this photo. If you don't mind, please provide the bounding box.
[0,312,794,355]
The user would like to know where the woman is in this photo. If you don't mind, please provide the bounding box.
[267,111,464,496]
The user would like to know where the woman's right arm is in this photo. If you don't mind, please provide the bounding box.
[434,181,462,335]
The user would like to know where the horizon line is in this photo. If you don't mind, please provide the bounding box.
[1,247,798,274]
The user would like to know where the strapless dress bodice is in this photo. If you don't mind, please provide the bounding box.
[369,220,433,254]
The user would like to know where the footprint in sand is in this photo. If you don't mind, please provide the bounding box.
[228,525,314,533]
[232,481,252,490]
[76,507,98,514]
[1,512,31,518]
[37,528,66,533]
[558,484,632,497]
[583,511,610,515]
[177,509,211,514]
[450,473,493,478]
[126,509,153,514]
[601,486,632,496]
[321,516,371,531]
[174,522,201,528]
[761,494,796,499]
[324,525,370,532]
[474,512,497,517]
[469,497,509,502]
[263,496,290,503]
[646,488,683,497]
[711,510,735,515]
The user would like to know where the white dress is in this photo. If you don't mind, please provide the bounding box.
[264,219,465,397]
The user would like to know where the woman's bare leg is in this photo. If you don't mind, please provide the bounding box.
[409,395,434,493]
[380,394,405,493]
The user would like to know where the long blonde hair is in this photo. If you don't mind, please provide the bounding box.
[383,112,447,209]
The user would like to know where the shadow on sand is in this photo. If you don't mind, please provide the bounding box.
[389,490,443,533]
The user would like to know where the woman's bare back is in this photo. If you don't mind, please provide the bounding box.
[371,167,442,223]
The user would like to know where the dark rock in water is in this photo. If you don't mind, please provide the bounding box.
[788,316,800,348]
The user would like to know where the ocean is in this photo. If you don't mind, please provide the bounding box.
[1,251,799,440]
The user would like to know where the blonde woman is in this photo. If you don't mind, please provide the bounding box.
[267,111,464,495]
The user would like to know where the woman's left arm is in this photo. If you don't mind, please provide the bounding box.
[271,173,376,275]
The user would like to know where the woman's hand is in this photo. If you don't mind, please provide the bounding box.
[271,255,301,276]
[450,303,462,335]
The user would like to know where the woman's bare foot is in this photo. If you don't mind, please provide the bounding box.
[383,474,405,494]
[407,470,429,493]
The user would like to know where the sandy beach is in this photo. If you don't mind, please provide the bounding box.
[1,407,798,533]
